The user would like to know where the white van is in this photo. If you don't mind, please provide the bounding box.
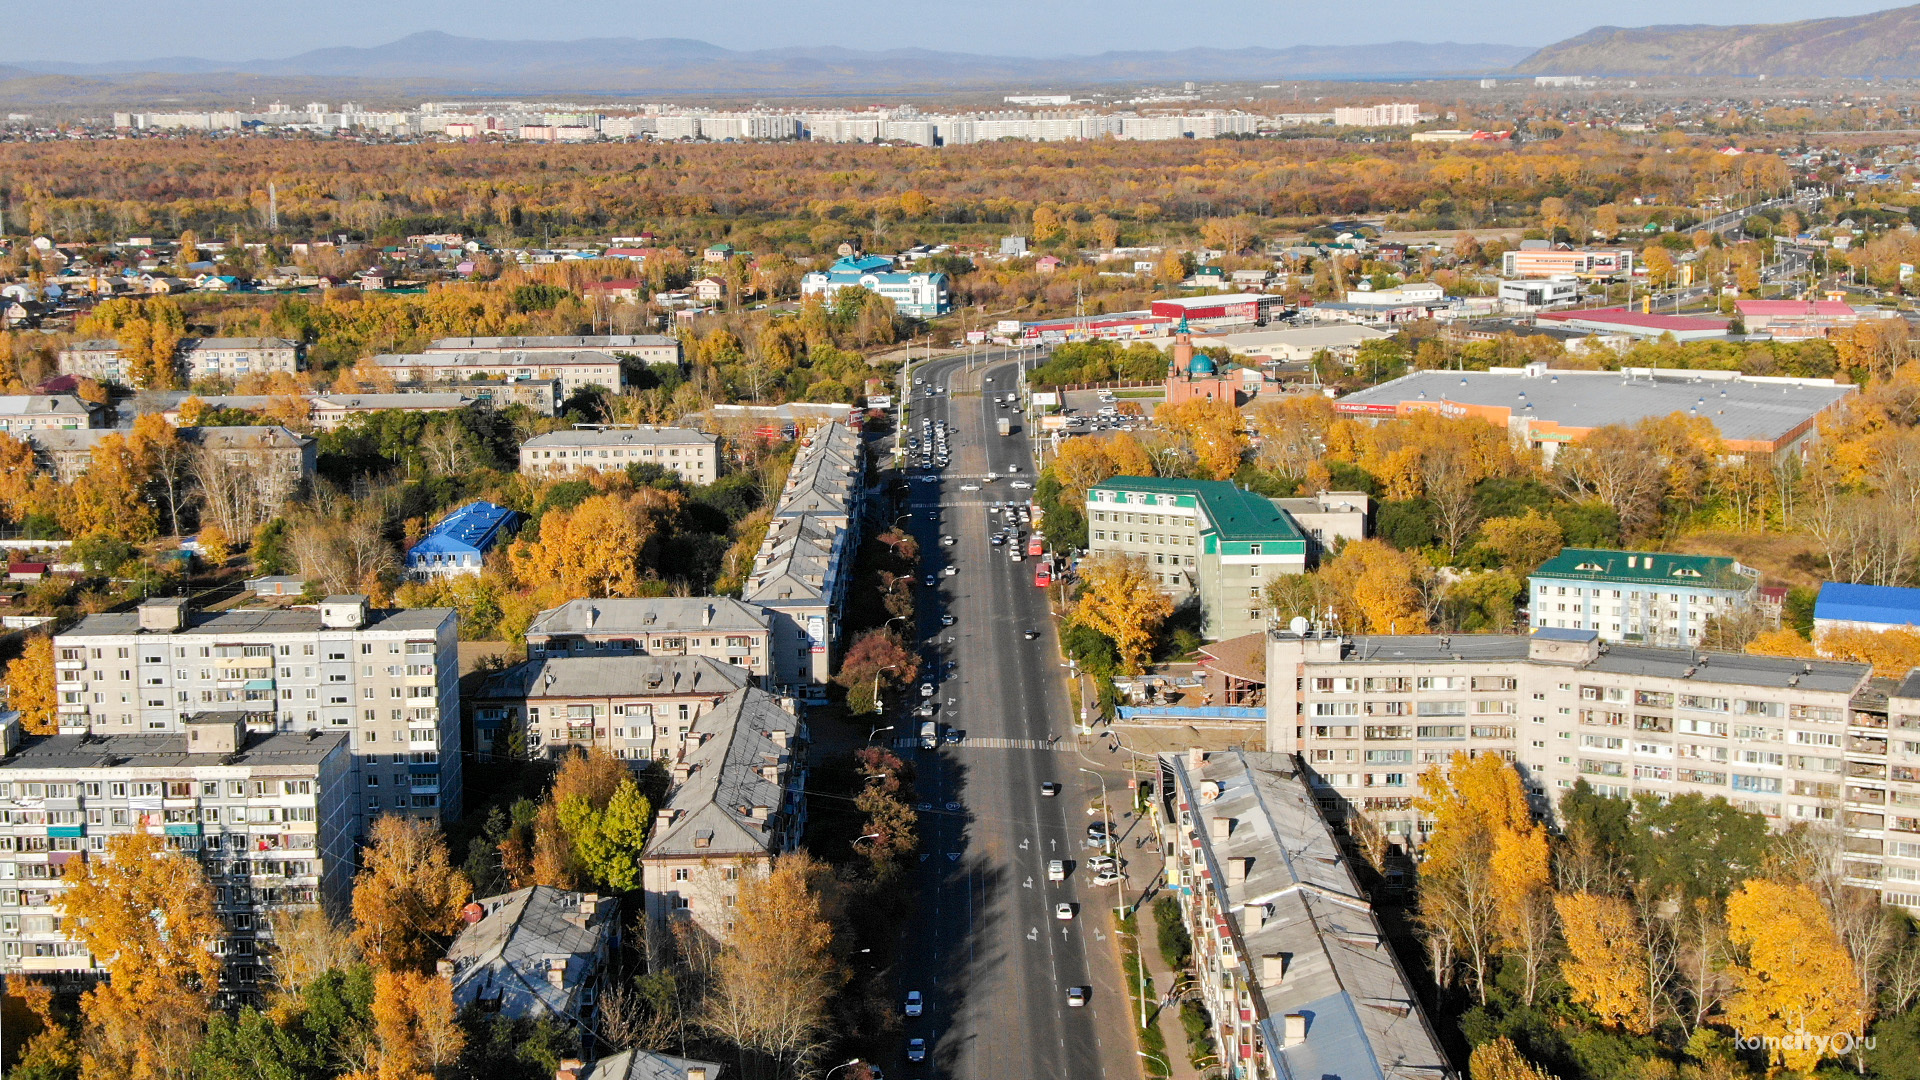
[1048,860,1065,882]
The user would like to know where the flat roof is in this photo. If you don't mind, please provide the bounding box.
[0,730,347,771]
[64,605,452,638]
[1815,583,1920,627]
[1333,369,1853,445]
[1536,307,1728,332]
[522,427,714,448]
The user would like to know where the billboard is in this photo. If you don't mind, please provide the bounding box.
[807,615,827,655]
[1031,392,1059,408]
[996,319,1022,335]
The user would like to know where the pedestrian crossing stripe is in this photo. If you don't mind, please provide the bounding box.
[893,736,1065,751]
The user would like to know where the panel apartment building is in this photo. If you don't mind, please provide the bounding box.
[524,597,773,680]
[1085,476,1308,641]
[1529,548,1761,646]
[53,596,461,842]
[0,714,353,1002]
[1269,627,1920,910]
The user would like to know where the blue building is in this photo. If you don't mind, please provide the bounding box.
[799,255,951,317]
[1814,583,1920,636]
[406,501,522,581]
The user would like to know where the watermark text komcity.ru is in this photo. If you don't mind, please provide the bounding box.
[1733,1032,1875,1056]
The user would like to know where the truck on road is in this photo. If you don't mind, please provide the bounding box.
[997,416,1012,437]
[920,721,938,748]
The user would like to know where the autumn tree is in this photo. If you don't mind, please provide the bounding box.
[1478,507,1563,574]
[350,816,471,971]
[1069,552,1174,674]
[4,634,57,734]
[1725,878,1867,1072]
[509,490,677,599]
[1468,1037,1552,1080]
[198,523,232,569]
[266,907,360,998]
[834,629,920,715]
[59,831,224,1080]
[1557,891,1655,1033]
[701,852,843,1077]
[1415,753,1546,1004]
[1155,398,1247,481]
[358,969,465,1080]
[1318,539,1429,634]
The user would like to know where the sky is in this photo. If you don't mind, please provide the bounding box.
[5,0,1911,62]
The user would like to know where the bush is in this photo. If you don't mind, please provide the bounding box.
[1154,896,1192,971]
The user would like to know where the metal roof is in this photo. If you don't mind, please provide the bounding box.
[1534,547,1755,590]
[408,501,522,559]
[446,885,618,1021]
[1090,476,1303,543]
[1814,583,1920,628]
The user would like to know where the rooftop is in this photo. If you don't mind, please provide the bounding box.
[0,395,98,417]
[1165,750,1454,1080]
[0,730,347,771]
[522,427,715,449]
[1814,582,1920,627]
[525,597,771,639]
[646,687,801,860]
[409,501,522,558]
[1334,369,1853,445]
[1536,307,1729,332]
[478,654,751,700]
[445,885,619,1020]
[425,335,676,351]
[1534,547,1757,590]
[1088,475,1303,544]
[64,605,452,638]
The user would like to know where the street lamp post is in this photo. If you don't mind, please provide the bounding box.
[867,723,894,744]
[870,662,901,716]
[825,1059,864,1080]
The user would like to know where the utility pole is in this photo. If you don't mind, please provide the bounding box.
[268,182,279,233]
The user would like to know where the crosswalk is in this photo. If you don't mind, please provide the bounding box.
[891,736,1065,752]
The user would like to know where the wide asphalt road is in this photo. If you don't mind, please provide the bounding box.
[882,350,1137,1080]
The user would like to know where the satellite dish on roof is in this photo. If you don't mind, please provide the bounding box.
[1289,616,1310,635]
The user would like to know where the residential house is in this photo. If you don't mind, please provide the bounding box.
[519,427,719,485]
[524,598,773,681]
[641,688,806,940]
[742,423,863,691]
[404,502,522,581]
[25,426,315,487]
[0,395,105,435]
[470,654,750,760]
[443,886,619,1033]
[178,338,303,379]
[1529,548,1761,646]
[570,1051,724,1080]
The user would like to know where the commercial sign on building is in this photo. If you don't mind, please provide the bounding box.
[807,615,826,654]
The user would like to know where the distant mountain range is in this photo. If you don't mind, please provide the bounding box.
[0,31,1535,95]
[1516,3,1920,77]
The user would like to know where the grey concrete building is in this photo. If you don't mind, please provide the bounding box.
[525,598,772,681]
[520,426,720,485]
[53,596,461,841]
[444,885,620,1031]
[471,654,751,761]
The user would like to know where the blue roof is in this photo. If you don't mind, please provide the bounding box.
[1814,583,1920,628]
[833,255,895,273]
[408,501,521,560]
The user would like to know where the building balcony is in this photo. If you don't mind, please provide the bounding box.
[53,661,85,672]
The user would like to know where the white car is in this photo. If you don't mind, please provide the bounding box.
[960,483,980,491]
[943,566,957,577]
[920,683,934,698]
[1010,481,1031,490]
[1055,903,1075,921]
[1067,986,1088,1007]
[1093,870,1124,886]
[941,535,956,546]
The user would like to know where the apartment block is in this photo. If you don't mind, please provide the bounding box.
[1153,749,1454,1080]
[1086,476,1307,640]
[371,350,628,398]
[471,654,751,760]
[641,688,807,942]
[0,395,105,435]
[52,596,462,842]
[1530,548,1760,646]
[0,713,353,1002]
[1267,628,1920,910]
[524,598,772,680]
[179,337,303,379]
[25,425,315,487]
[56,340,127,382]
[519,426,720,485]
[1500,244,1636,280]
[742,422,864,691]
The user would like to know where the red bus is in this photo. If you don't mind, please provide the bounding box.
[1034,563,1052,587]
[1026,533,1045,559]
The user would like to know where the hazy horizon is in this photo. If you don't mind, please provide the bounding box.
[4,0,1909,65]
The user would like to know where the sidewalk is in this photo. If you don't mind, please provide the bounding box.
[1125,834,1202,1080]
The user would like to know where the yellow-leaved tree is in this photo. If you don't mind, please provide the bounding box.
[4,634,57,734]
[1415,753,1548,1004]
[1468,1036,1553,1080]
[59,831,225,1080]
[701,852,843,1078]
[1319,539,1429,634]
[350,816,472,972]
[1155,398,1248,481]
[1555,891,1654,1033]
[1724,878,1866,1073]
[1069,552,1174,674]
[350,968,465,1080]
[509,490,676,600]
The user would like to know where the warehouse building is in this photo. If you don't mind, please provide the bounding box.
[1333,365,1854,463]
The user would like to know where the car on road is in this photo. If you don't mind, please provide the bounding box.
[1006,464,1020,473]
[940,614,955,626]
[907,1038,926,1063]
[943,566,957,577]
[959,483,979,491]
[1093,869,1124,886]
[923,575,935,586]
[1047,859,1065,881]
[918,475,937,483]
[943,728,963,744]
[1067,986,1088,1007]
[1023,629,1040,640]
[1055,903,1075,921]
[941,535,955,546]
[1041,782,1061,797]
[904,990,923,1017]
[1010,481,1031,490]
[919,683,934,698]
[990,535,1006,546]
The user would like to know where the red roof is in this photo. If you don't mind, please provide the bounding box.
[1536,307,1729,331]
[1736,300,1855,317]
[8,563,48,574]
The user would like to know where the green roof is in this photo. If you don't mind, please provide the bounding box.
[1532,548,1756,590]
[1088,476,1302,544]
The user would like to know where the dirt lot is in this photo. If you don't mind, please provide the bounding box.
[1670,530,1826,589]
